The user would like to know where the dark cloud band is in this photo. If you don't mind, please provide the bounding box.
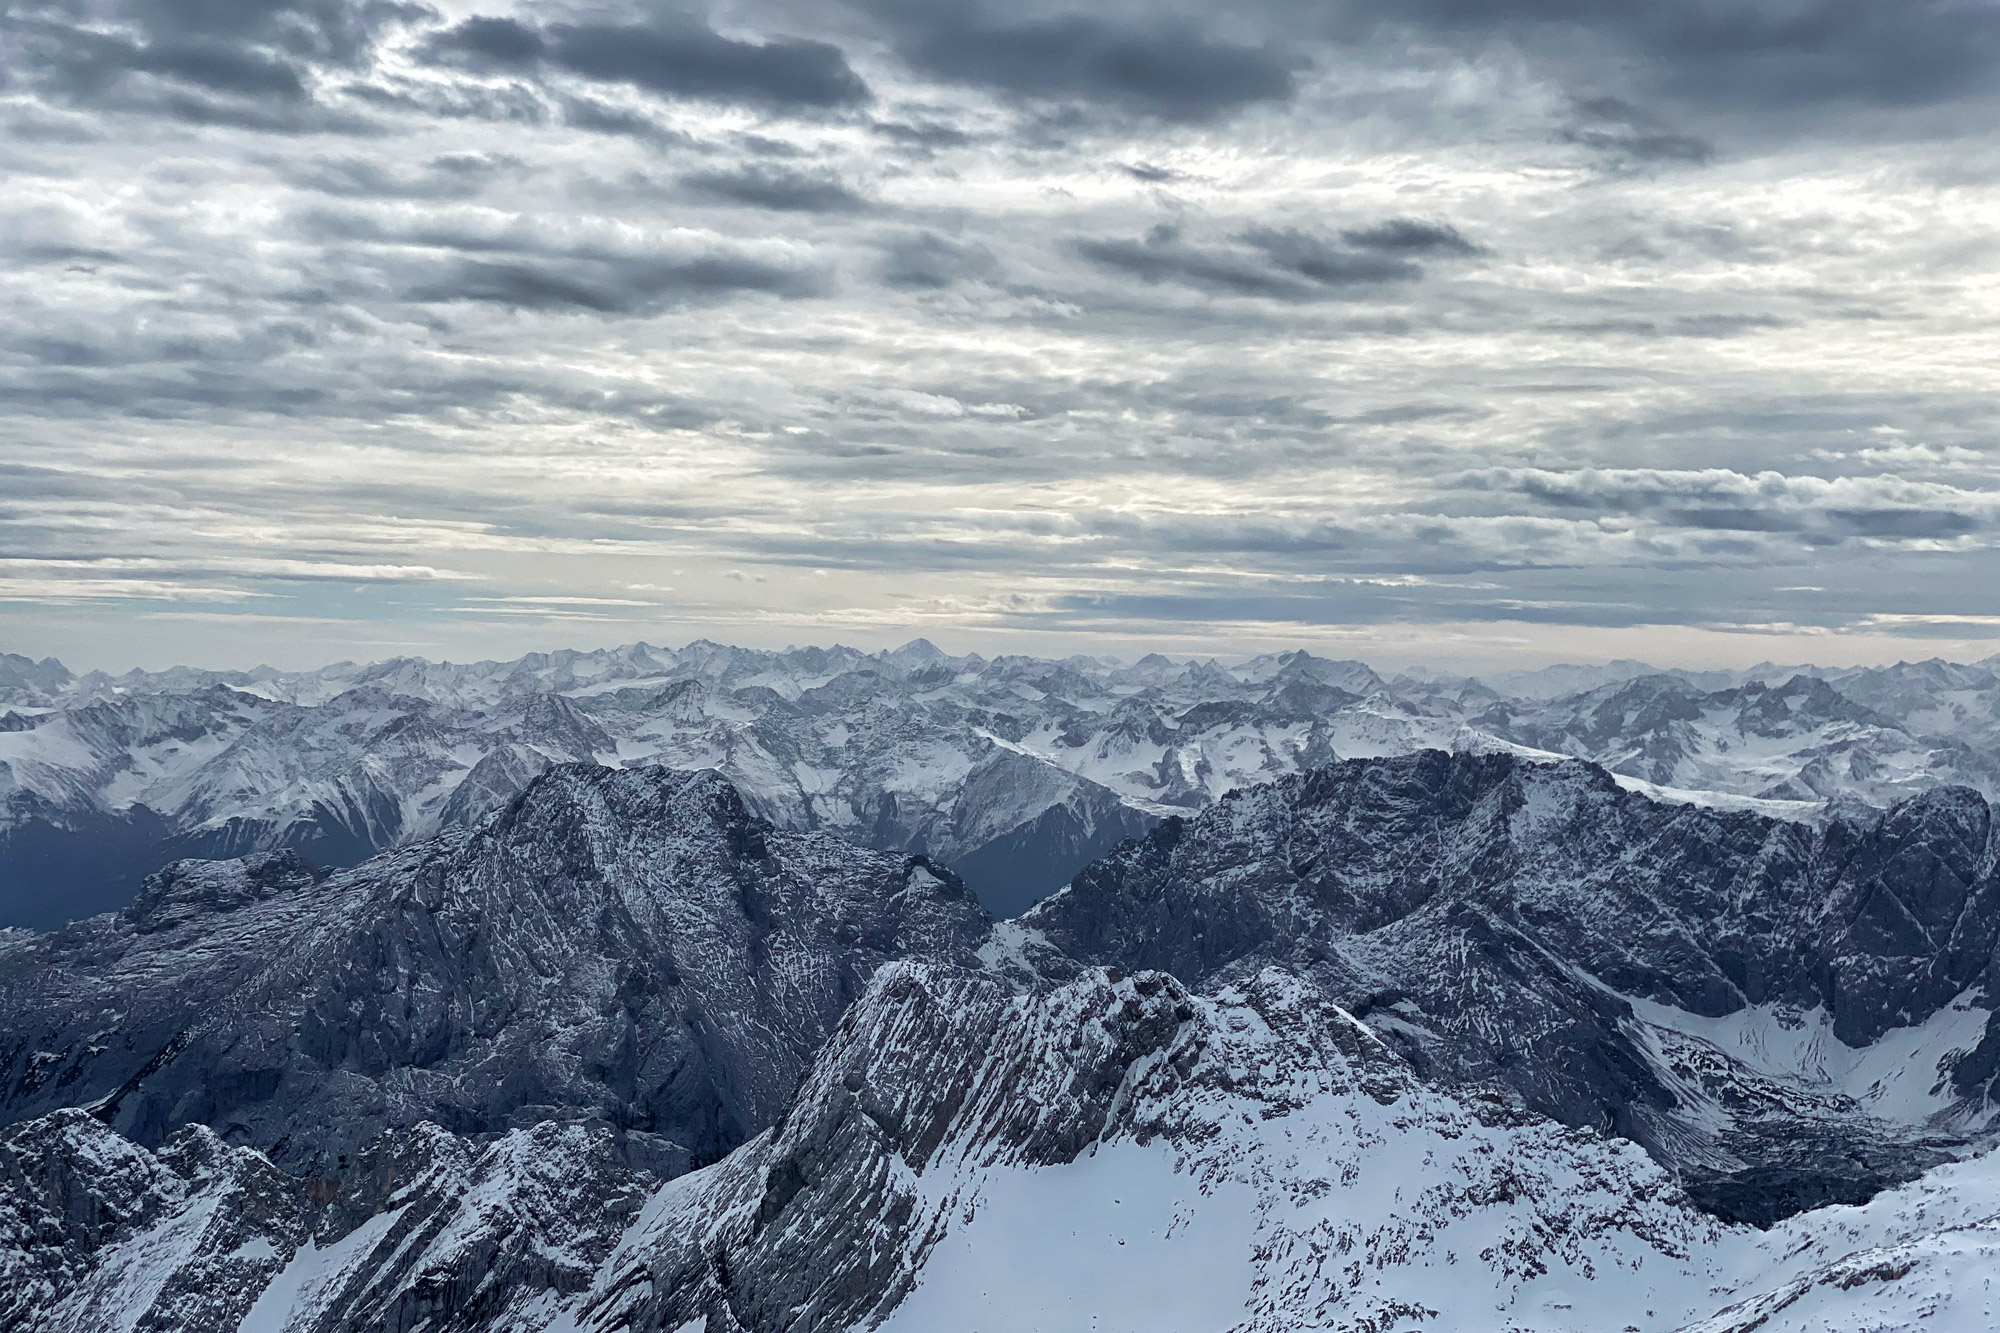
[423,14,870,111]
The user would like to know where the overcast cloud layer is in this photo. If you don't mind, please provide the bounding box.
[4,0,1999,671]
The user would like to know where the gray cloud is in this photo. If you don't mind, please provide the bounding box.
[423,14,871,111]
[1242,227,1429,284]
[8,0,416,132]
[870,119,975,149]
[1341,219,1484,256]
[836,0,2000,141]
[408,255,821,313]
[1830,508,1981,540]
[1078,223,1426,299]
[282,152,521,199]
[341,74,546,128]
[874,3,1297,122]
[291,203,830,311]
[121,41,312,101]
[1556,96,1714,166]
[680,165,870,212]
[1321,0,2000,117]
[123,0,407,66]
[1555,314,1791,339]
[556,94,684,143]
[879,232,999,289]
[421,15,542,69]
[1460,467,2000,553]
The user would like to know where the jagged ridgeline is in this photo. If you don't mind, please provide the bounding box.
[6,641,2000,931]
[3,752,1999,1331]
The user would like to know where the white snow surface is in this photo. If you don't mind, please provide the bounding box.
[805,968,2000,1333]
[877,1139,1260,1333]
[1681,1150,2000,1333]
[1625,989,1997,1129]
[232,1209,406,1333]
[867,1123,2000,1333]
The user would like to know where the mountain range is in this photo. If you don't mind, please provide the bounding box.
[6,639,2000,930]
[4,716,2000,1329]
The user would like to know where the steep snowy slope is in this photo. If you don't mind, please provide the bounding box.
[0,764,989,1175]
[10,961,1995,1332]
[1023,749,2000,1221]
[574,963,1728,1333]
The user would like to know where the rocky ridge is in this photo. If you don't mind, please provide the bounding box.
[1021,749,2000,1220]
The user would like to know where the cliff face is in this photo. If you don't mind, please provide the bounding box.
[1023,750,2000,1218]
[0,764,991,1177]
[0,1106,655,1333]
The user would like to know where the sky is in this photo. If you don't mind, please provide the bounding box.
[4,0,2000,673]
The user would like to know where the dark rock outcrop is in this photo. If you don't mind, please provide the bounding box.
[0,764,990,1178]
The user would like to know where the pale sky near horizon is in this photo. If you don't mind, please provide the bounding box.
[5,1,2000,674]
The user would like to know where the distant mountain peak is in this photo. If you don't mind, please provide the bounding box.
[886,636,948,663]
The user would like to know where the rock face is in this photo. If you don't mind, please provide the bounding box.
[934,748,1157,917]
[0,1108,310,1333]
[0,764,990,1177]
[574,962,1727,1333]
[0,1107,653,1333]
[1022,749,2000,1220]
